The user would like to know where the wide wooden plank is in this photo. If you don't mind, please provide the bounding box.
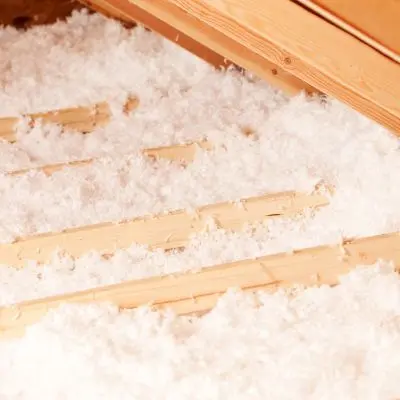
[114,0,400,135]
[1,231,399,339]
[79,0,318,95]
[0,191,327,268]
[0,97,139,142]
[296,0,400,63]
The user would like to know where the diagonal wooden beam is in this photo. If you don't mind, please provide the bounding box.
[79,0,318,95]
[103,0,400,135]
[0,191,328,268]
[0,96,139,142]
[1,231,399,339]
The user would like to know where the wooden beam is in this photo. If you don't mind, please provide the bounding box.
[0,97,139,142]
[295,0,400,63]
[79,0,318,95]
[115,0,400,135]
[0,191,327,268]
[8,140,212,176]
[1,231,399,339]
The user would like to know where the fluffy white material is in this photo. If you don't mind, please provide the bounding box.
[1,263,400,399]
[0,10,284,172]
[1,93,400,243]
[0,9,400,400]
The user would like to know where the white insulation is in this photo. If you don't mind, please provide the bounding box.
[0,10,400,399]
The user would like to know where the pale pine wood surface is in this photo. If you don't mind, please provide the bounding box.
[1,231,399,339]
[8,140,212,176]
[0,191,327,268]
[0,97,139,142]
[79,0,318,95]
[298,0,400,63]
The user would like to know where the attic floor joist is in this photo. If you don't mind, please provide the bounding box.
[90,0,400,135]
[9,140,212,176]
[2,231,399,339]
[0,98,213,175]
[0,191,327,268]
[0,96,139,142]
[0,99,327,268]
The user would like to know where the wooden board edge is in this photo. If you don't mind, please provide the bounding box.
[1,230,399,339]
[0,191,328,267]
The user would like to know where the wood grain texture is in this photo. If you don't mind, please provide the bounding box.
[1,231,399,339]
[78,0,318,95]
[107,0,400,135]
[0,97,138,143]
[296,0,400,63]
[0,191,327,268]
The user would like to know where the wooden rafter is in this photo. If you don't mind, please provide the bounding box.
[78,0,318,95]
[87,0,400,135]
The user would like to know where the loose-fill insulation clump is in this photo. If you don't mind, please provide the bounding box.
[1,263,400,399]
[0,8,400,400]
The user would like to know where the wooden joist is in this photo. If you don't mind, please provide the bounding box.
[79,0,318,95]
[1,231,399,339]
[0,191,328,268]
[98,0,400,135]
[8,140,212,176]
[0,96,139,142]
